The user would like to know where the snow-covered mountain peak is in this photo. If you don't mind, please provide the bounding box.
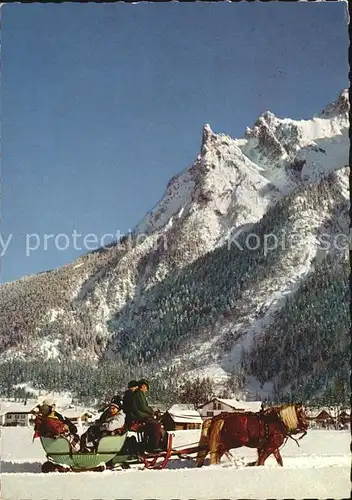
[238,89,349,191]
[135,90,349,241]
[135,121,274,239]
[318,88,349,118]
[243,111,301,169]
[201,123,216,152]
[254,110,278,128]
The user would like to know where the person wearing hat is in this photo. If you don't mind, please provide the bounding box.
[130,379,163,452]
[99,397,125,434]
[39,399,78,435]
[33,399,80,451]
[99,395,123,423]
[80,396,126,452]
[123,380,139,426]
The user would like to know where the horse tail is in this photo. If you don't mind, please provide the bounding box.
[196,418,213,467]
[208,417,225,465]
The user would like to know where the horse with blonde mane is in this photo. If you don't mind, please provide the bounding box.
[196,403,307,467]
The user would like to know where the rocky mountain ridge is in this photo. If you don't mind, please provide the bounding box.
[0,89,349,400]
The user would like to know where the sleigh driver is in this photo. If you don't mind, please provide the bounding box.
[127,378,166,453]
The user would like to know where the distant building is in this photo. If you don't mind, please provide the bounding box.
[0,399,97,428]
[198,398,262,420]
[0,401,38,427]
[337,410,350,429]
[161,404,203,431]
[306,407,346,429]
[315,409,335,425]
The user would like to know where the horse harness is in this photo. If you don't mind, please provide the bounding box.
[215,411,272,445]
[261,408,306,447]
[211,407,305,447]
[258,415,270,444]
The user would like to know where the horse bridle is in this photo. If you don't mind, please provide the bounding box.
[282,407,308,446]
[296,407,308,438]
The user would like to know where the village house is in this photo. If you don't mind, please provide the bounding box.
[306,408,331,428]
[0,400,38,427]
[337,409,350,429]
[314,409,335,428]
[161,404,203,431]
[0,397,97,428]
[198,398,262,419]
[306,407,350,429]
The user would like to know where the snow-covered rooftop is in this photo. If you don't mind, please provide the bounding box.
[167,404,203,424]
[198,398,262,413]
[218,399,262,412]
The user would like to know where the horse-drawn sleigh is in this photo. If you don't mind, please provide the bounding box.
[40,426,175,472]
[39,403,307,472]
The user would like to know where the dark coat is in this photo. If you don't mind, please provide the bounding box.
[123,389,134,422]
[130,389,154,422]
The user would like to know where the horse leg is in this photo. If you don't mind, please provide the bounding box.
[246,448,262,467]
[248,448,263,467]
[256,446,274,466]
[209,449,219,465]
[196,447,209,467]
[208,418,225,465]
[210,448,226,465]
[209,442,223,465]
[218,449,226,464]
[273,448,283,466]
[210,443,227,465]
[196,419,212,467]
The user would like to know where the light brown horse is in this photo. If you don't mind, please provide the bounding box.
[196,403,307,467]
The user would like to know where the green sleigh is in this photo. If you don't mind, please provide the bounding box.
[40,433,133,472]
[39,431,175,472]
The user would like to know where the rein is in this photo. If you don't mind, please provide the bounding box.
[278,427,306,451]
[276,406,307,446]
[287,430,306,447]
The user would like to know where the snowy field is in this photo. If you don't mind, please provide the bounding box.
[0,427,350,500]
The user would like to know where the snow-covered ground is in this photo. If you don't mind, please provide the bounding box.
[1,427,350,499]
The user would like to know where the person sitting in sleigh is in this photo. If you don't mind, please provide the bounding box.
[33,398,80,451]
[130,379,166,453]
[80,396,126,453]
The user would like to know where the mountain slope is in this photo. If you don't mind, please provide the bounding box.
[246,255,350,402]
[0,89,349,401]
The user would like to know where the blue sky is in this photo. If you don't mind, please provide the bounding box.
[1,2,348,283]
